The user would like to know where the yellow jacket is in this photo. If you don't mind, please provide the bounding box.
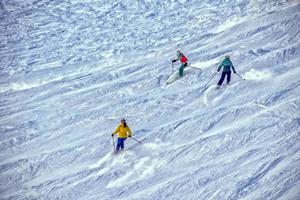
[112,124,132,138]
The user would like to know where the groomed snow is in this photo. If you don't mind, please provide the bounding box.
[0,0,300,200]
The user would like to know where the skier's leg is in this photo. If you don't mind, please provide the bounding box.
[179,63,187,77]
[217,72,226,86]
[116,138,122,151]
[227,72,231,84]
[179,64,184,77]
[121,138,126,150]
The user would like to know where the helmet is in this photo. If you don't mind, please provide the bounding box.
[121,118,126,123]
[225,55,230,59]
[177,50,182,56]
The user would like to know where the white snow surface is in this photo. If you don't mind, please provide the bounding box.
[0,0,300,200]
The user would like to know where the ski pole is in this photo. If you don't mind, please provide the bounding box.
[112,135,116,152]
[204,72,217,87]
[130,136,142,144]
[171,62,174,74]
[235,72,245,80]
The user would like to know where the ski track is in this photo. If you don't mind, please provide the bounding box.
[0,0,300,200]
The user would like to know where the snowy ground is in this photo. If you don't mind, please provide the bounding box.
[1,0,300,200]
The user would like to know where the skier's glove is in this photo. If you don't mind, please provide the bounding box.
[111,134,114,137]
[172,60,176,63]
[233,71,236,74]
[217,69,220,72]
[128,135,131,137]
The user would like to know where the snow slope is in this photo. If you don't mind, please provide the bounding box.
[0,0,300,199]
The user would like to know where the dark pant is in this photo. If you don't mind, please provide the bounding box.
[218,71,231,86]
[116,138,127,151]
[179,63,188,77]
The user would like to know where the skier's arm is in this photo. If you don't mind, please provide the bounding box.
[217,63,223,72]
[112,126,120,136]
[172,56,179,63]
[231,64,236,73]
[217,59,224,72]
[127,127,132,137]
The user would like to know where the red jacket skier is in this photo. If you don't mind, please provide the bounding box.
[172,50,188,77]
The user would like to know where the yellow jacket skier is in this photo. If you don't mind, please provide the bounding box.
[112,119,132,151]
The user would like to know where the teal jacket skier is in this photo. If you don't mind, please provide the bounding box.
[172,50,188,77]
[217,55,236,87]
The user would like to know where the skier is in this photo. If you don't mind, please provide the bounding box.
[217,55,236,88]
[172,50,188,77]
[111,119,132,152]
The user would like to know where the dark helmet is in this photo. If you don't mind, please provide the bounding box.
[177,50,182,56]
[225,55,230,59]
[121,118,126,123]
